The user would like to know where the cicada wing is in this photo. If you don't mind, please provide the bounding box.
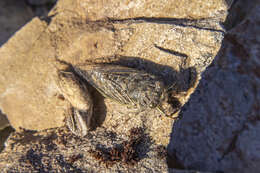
[73,65,135,106]
[74,64,165,108]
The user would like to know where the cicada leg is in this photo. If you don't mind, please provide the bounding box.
[66,108,93,137]
[156,105,179,120]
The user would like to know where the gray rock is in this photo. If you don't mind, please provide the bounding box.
[26,0,56,6]
[0,0,33,46]
[168,1,260,172]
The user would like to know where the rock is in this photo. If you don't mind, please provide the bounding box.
[168,1,260,172]
[0,126,215,172]
[0,0,228,171]
[0,127,168,172]
[0,0,38,155]
[0,17,64,131]
[0,0,226,147]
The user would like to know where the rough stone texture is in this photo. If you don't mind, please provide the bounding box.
[0,0,258,172]
[0,0,226,146]
[168,1,260,173]
[53,0,227,21]
[0,0,37,154]
[0,17,65,131]
[0,0,229,172]
[0,127,167,172]
[0,127,213,173]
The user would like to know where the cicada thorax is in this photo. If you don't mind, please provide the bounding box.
[73,64,166,109]
[123,72,165,108]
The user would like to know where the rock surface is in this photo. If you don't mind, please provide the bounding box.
[168,1,260,172]
[0,127,168,172]
[0,0,36,154]
[0,127,212,172]
[0,0,225,146]
[0,0,234,172]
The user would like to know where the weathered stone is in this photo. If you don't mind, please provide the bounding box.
[0,1,229,172]
[168,1,260,172]
[0,17,65,130]
[0,127,168,172]
[0,0,226,149]
[0,127,214,172]
[53,0,227,21]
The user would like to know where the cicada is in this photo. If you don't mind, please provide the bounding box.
[73,64,179,118]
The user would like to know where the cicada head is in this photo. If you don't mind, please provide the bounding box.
[156,91,181,119]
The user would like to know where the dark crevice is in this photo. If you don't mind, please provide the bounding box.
[39,13,57,25]
[154,45,188,58]
[53,10,225,33]
[218,133,239,161]
[24,0,57,17]
[102,17,225,33]
[219,119,255,162]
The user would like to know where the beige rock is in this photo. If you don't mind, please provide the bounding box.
[0,18,65,130]
[0,0,226,147]
[54,0,227,21]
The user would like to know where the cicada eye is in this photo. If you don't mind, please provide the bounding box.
[149,102,157,108]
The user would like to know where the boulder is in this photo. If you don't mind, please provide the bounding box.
[0,0,231,172]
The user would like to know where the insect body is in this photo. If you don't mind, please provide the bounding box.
[57,62,180,137]
[73,64,178,117]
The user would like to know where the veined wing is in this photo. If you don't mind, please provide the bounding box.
[74,64,164,108]
[73,64,136,106]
